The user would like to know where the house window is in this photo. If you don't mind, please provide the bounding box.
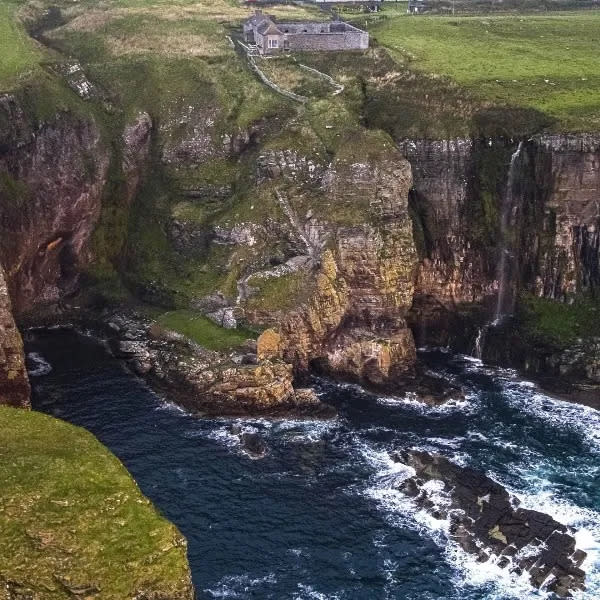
[268,38,278,48]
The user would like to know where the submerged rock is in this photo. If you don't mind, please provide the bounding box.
[239,432,268,459]
[394,451,586,597]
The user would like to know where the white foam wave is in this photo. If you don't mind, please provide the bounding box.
[293,583,341,599]
[186,416,341,451]
[358,444,597,600]
[502,382,600,452]
[204,573,277,598]
[450,357,600,453]
[506,486,600,600]
[26,352,52,377]
[153,399,187,415]
[377,391,478,417]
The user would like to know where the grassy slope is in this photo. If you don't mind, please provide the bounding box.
[371,11,600,132]
[0,406,192,600]
[157,309,256,350]
[0,1,41,89]
[519,294,600,348]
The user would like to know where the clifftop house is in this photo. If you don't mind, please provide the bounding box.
[243,11,369,55]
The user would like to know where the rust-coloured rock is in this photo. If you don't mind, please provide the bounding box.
[0,265,30,408]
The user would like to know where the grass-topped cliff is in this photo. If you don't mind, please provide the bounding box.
[369,11,600,133]
[0,406,194,599]
[1,0,598,382]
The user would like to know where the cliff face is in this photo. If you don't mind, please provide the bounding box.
[0,95,110,314]
[400,138,496,346]
[402,134,600,391]
[527,135,600,300]
[258,153,418,387]
[403,135,600,347]
[0,265,30,408]
[0,91,154,408]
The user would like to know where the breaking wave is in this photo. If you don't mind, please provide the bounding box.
[26,352,52,377]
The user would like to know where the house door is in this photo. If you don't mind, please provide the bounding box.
[283,39,290,51]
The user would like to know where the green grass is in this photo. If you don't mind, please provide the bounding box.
[246,271,313,313]
[519,294,600,347]
[0,406,192,599]
[0,2,42,90]
[157,309,256,350]
[371,12,600,131]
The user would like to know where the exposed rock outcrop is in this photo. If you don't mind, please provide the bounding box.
[0,266,30,408]
[395,450,587,598]
[106,312,333,417]
[249,142,419,390]
[122,112,153,204]
[0,94,111,314]
[402,136,600,359]
[528,134,600,300]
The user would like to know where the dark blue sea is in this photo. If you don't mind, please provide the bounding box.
[25,330,600,600]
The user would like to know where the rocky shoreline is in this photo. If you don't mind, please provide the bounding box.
[394,451,587,598]
[24,306,472,418]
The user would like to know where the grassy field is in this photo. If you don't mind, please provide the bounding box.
[371,11,600,131]
[0,406,192,599]
[0,1,42,89]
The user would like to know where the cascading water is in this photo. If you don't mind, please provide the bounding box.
[473,326,486,360]
[473,142,524,360]
[494,141,524,324]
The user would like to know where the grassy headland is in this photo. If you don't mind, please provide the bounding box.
[370,11,600,132]
[0,406,193,599]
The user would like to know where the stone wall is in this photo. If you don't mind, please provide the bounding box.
[287,30,368,52]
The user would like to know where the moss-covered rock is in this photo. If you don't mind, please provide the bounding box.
[0,405,194,600]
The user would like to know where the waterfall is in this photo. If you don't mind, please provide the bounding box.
[473,326,486,360]
[493,141,524,325]
[472,141,524,360]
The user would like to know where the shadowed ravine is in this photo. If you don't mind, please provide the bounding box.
[27,330,600,600]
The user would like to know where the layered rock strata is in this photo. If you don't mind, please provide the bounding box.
[401,136,600,365]
[247,143,419,390]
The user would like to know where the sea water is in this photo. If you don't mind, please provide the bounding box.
[26,331,600,600]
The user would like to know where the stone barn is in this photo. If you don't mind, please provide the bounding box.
[244,12,369,55]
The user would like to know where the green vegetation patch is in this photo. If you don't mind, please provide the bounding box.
[245,270,313,313]
[0,2,42,90]
[372,12,600,132]
[0,406,192,600]
[157,309,255,350]
[519,294,600,347]
[259,57,336,99]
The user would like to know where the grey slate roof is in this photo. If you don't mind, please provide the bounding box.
[256,20,283,36]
